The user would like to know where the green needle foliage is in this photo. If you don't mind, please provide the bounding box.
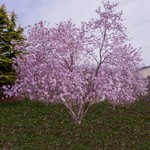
[0,4,23,91]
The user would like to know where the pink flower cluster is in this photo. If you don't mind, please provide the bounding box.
[3,1,147,124]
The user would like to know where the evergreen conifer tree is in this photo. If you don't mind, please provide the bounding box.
[0,4,23,96]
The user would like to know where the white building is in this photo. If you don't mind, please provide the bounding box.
[139,66,150,78]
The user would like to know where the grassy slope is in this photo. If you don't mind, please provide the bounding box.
[0,99,150,150]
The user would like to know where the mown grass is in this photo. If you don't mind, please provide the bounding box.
[0,99,150,150]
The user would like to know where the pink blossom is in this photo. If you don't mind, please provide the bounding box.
[4,1,147,124]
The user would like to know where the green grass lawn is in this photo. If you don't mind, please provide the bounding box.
[0,99,150,150]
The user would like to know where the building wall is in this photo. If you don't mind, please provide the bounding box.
[140,67,150,78]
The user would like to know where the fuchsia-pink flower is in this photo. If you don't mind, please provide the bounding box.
[4,1,147,124]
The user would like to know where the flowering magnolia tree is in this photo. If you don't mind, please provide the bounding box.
[4,1,147,124]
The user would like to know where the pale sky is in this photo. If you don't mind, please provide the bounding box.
[0,0,150,65]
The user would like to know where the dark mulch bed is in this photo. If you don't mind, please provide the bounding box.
[0,95,23,102]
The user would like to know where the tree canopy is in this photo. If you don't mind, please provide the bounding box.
[3,1,147,124]
[0,4,23,88]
